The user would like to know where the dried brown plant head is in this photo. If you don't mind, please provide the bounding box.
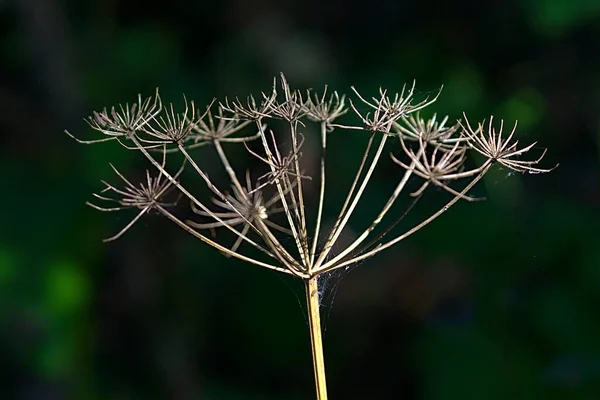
[182,103,256,149]
[87,149,184,242]
[304,86,348,129]
[395,112,462,147]
[461,114,556,174]
[65,89,162,147]
[67,74,554,400]
[220,80,278,121]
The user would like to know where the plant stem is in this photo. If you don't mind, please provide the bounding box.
[306,275,328,400]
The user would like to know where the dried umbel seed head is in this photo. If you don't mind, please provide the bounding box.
[304,86,348,129]
[268,73,308,122]
[140,95,208,146]
[66,75,555,276]
[220,80,278,121]
[392,137,483,201]
[65,88,162,146]
[189,174,285,230]
[182,103,256,149]
[460,114,557,174]
[86,150,184,242]
[345,82,442,134]
[395,113,462,147]
[188,171,292,253]
[67,74,555,400]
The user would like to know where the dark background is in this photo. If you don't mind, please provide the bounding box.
[1,0,599,399]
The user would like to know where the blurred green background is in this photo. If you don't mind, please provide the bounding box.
[1,0,599,399]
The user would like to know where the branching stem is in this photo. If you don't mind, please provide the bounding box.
[73,78,553,400]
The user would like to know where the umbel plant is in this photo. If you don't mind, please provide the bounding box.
[67,74,553,399]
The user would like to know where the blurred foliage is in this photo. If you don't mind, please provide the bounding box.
[0,0,599,399]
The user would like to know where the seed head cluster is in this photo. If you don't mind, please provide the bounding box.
[67,73,555,278]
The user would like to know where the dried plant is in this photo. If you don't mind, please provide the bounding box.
[66,73,555,399]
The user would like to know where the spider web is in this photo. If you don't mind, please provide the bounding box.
[313,190,423,330]
[273,178,424,330]
[316,263,360,331]
[274,264,360,332]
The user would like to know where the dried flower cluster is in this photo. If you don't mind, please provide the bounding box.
[66,74,554,399]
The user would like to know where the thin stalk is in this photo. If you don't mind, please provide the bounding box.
[213,139,247,195]
[289,120,310,263]
[314,134,389,270]
[319,151,421,269]
[312,133,375,268]
[309,121,328,267]
[306,275,328,400]
[317,161,493,274]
